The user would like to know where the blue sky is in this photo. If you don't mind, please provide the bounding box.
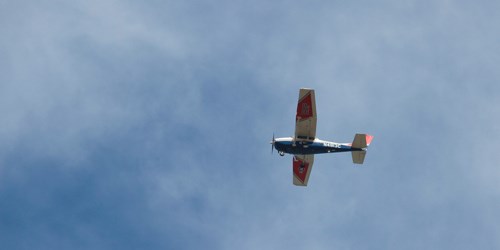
[1,1,500,249]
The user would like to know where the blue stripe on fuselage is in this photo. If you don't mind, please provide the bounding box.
[274,140,361,155]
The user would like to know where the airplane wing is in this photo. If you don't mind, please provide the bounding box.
[293,154,314,186]
[295,88,317,141]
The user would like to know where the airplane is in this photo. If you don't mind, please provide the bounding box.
[271,88,373,186]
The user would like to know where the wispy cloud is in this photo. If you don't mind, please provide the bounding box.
[1,1,499,249]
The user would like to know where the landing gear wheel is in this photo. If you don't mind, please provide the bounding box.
[279,151,285,156]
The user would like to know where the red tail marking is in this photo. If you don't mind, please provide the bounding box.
[366,135,374,146]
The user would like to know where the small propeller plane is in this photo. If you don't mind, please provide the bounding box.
[271,88,373,186]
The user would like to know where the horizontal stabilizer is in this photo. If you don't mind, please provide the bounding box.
[351,134,373,149]
[351,134,372,164]
[352,151,366,164]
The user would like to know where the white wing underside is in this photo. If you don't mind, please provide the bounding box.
[292,88,317,186]
[295,89,317,141]
[293,154,314,186]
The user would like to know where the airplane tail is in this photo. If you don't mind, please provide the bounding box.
[351,134,373,164]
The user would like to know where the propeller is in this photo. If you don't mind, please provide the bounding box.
[270,133,275,154]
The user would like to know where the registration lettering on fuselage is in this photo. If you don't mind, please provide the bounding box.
[323,142,341,148]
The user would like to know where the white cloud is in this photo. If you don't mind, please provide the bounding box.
[1,0,500,249]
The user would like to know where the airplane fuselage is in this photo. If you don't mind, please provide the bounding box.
[274,137,364,155]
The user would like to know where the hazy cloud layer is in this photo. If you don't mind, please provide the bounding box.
[1,1,500,249]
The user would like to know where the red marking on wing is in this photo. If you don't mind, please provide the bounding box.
[293,157,309,183]
[296,93,312,121]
